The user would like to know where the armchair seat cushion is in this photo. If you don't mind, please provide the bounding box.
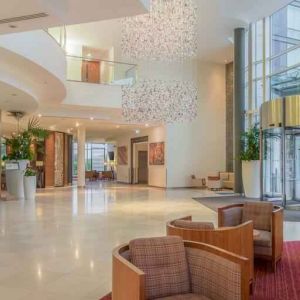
[173,220,214,230]
[254,230,272,247]
[129,236,190,300]
[156,293,211,300]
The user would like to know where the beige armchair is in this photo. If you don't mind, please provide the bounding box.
[166,216,254,283]
[218,201,284,271]
[113,236,250,300]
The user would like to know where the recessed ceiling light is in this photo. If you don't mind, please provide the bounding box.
[145,123,149,127]
[116,125,120,128]
[49,125,55,130]
[38,114,42,118]
[9,25,17,29]
[70,128,73,131]
[75,122,80,127]
[135,129,140,134]
[87,53,91,57]
[90,117,94,121]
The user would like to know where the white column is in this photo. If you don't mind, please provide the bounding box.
[77,126,86,188]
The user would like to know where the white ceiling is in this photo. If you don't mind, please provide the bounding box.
[0,0,149,35]
[65,0,293,63]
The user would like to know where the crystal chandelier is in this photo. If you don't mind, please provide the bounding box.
[122,80,198,123]
[122,0,197,61]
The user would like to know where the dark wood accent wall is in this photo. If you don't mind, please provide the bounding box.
[44,132,73,188]
[45,132,55,187]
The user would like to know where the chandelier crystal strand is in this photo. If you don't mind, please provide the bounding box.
[122,0,197,61]
[122,80,198,123]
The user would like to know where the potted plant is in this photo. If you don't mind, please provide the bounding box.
[24,167,37,200]
[3,118,48,200]
[240,125,260,198]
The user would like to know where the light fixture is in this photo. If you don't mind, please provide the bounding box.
[90,117,94,121]
[135,129,140,134]
[38,114,42,118]
[145,123,149,127]
[122,80,198,123]
[9,25,17,29]
[49,125,55,131]
[116,125,120,128]
[87,53,91,57]
[75,122,80,127]
[122,0,197,61]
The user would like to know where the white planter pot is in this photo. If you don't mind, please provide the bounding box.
[5,160,28,200]
[24,176,37,200]
[242,160,261,198]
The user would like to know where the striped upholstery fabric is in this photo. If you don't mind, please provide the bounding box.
[221,207,243,227]
[129,236,190,300]
[155,293,210,300]
[242,202,273,231]
[185,247,241,300]
[173,220,214,230]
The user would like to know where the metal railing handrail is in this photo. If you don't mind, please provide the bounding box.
[66,54,137,67]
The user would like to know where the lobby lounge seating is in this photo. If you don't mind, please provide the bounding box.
[207,172,234,190]
[113,236,250,300]
[218,201,284,271]
[166,216,254,282]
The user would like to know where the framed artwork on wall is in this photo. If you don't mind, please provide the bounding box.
[149,142,165,165]
[117,146,128,165]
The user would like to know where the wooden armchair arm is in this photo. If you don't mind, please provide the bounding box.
[218,204,244,227]
[184,241,250,300]
[112,244,145,300]
[272,206,284,261]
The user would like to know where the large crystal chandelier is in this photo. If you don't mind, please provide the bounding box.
[122,80,198,123]
[122,0,197,61]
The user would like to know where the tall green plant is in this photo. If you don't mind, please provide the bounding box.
[3,117,49,161]
[240,125,260,161]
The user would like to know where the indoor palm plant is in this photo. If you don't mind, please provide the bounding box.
[3,117,48,200]
[24,167,37,200]
[240,125,260,198]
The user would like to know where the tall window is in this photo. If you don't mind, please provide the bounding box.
[245,0,300,127]
[72,143,108,176]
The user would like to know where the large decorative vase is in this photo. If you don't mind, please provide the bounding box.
[5,160,28,200]
[242,160,261,198]
[24,175,37,200]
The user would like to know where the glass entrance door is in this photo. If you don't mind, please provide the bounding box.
[285,128,300,207]
[262,128,283,200]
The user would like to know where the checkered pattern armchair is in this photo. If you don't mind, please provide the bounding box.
[218,201,284,271]
[113,236,250,300]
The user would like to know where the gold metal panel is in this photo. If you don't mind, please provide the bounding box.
[261,98,282,130]
[286,95,300,127]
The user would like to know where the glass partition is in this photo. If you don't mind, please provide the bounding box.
[66,55,137,86]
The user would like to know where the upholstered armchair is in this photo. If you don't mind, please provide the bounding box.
[166,216,253,282]
[218,201,284,271]
[113,236,250,300]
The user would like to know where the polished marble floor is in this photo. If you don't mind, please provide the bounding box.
[0,182,299,299]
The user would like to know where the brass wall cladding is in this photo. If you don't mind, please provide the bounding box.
[286,95,300,127]
[260,98,283,130]
[261,95,300,129]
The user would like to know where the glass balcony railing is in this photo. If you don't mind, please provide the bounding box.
[66,55,137,86]
[46,26,67,50]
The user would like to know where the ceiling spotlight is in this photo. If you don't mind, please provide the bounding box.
[145,123,149,127]
[87,53,92,57]
[135,129,140,134]
[90,117,94,121]
[38,114,42,118]
[75,122,80,127]
[49,125,55,131]
[116,125,120,128]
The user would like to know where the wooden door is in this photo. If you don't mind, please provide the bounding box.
[138,151,148,184]
[81,60,100,83]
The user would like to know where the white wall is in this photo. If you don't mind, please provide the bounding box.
[116,126,167,187]
[166,61,226,188]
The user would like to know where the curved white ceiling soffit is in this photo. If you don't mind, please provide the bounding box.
[0,32,66,113]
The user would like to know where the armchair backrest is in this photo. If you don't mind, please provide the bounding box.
[129,236,190,300]
[242,201,273,231]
